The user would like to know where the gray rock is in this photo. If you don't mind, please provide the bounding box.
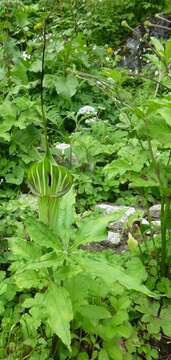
[96,203,137,231]
[149,204,161,219]
[152,220,161,228]
[141,218,149,225]
[107,231,121,245]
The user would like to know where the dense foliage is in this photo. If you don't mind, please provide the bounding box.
[1,0,171,359]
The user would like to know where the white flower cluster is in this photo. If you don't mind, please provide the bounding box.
[77,105,97,116]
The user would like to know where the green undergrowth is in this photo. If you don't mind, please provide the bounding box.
[0,0,171,359]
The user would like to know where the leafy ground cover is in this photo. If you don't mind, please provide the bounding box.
[1,0,171,359]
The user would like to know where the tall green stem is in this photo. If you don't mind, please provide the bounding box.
[40,18,49,156]
[160,197,170,276]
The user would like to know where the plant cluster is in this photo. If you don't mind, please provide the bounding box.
[0,0,171,359]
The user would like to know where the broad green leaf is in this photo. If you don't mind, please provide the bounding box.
[77,353,89,360]
[44,284,73,350]
[99,349,110,360]
[73,211,124,248]
[5,165,25,185]
[25,218,62,250]
[55,74,78,98]
[150,37,164,57]
[157,107,171,127]
[105,343,123,360]
[147,117,171,146]
[30,60,42,72]
[52,188,75,248]
[160,306,171,336]
[13,270,48,289]
[9,237,41,259]
[0,101,17,140]
[11,62,28,84]
[80,256,157,297]
[78,304,111,323]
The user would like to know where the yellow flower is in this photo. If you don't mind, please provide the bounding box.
[106,47,113,55]
[34,22,43,31]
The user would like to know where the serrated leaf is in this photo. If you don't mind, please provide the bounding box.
[81,257,157,297]
[26,218,61,249]
[78,304,111,323]
[45,284,73,350]
[55,74,78,98]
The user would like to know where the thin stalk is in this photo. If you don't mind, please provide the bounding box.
[167,149,171,166]
[146,22,171,32]
[156,15,171,25]
[160,197,170,276]
[40,18,49,156]
[129,72,170,92]
[154,71,162,97]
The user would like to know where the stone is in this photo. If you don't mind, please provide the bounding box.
[96,203,137,231]
[149,204,161,219]
[141,218,149,225]
[107,231,121,245]
[152,220,161,228]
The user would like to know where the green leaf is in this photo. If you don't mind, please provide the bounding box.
[165,38,171,64]
[78,304,111,323]
[157,107,171,127]
[99,349,110,360]
[5,165,25,185]
[148,117,171,146]
[105,343,123,360]
[81,256,157,297]
[13,270,47,289]
[30,60,42,72]
[77,353,89,360]
[55,74,78,98]
[73,211,124,248]
[150,37,164,57]
[26,218,62,250]
[160,306,171,336]
[52,188,75,247]
[0,101,17,141]
[44,284,73,350]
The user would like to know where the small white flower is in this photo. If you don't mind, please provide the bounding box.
[55,143,71,155]
[107,77,114,83]
[85,117,97,126]
[22,51,31,60]
[77,105,97,116]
